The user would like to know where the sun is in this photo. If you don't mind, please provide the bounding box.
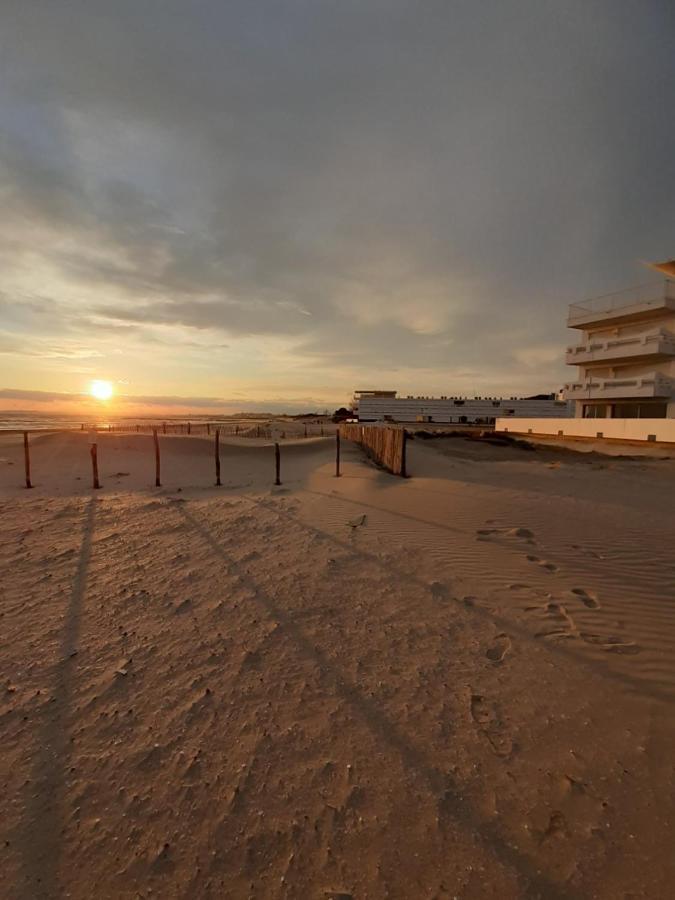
[90,379,114,401]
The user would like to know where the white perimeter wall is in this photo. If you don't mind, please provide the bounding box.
[496,417,675,443]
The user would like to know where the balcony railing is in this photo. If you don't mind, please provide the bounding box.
[563,371,675,401]
[568,280,675,325]
[566,329,675,364]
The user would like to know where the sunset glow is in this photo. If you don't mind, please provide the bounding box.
[90,380,113,401]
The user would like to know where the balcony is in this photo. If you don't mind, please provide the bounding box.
[568,280,675,329]
[566,329,675,366]
[563,371,675,401]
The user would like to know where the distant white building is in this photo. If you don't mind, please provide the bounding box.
[564,273,675,419]
[353,390,571,425]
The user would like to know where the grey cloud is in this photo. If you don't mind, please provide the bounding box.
[0,388,83,402]
[0,388,329,414]
[1,1,674,395]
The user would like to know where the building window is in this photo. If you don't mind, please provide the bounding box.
[583,404,608,418]
[612,402,667,419]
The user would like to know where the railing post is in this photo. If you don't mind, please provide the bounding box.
[274,442,281,486]
[215,428,221,486]
[23,431,32,489]
[153,428,161,487]
[90,442,101,490]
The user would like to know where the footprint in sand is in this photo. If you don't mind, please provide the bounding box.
[470,694,513,757]
[526,554,559,573]
[542,810,569,842]
[486,633,512,663]
[429,581,450,600]
[570,587,600,609]
[571,543,604,560]
[535,602,577,640]
[477,526,536,545]
[580,633,640,654]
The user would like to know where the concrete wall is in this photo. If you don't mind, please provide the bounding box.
[496,417,675,443]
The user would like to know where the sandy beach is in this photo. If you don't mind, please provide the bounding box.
[1,430,675,899]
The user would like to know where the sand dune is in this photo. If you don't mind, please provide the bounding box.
[1,431,674,898]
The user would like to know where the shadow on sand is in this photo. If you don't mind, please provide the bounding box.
[18,497,97,899]
[176,502,573,900]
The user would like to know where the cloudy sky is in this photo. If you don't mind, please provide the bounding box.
[1,1,673,413]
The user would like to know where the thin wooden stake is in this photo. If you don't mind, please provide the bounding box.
[153,428,161,487]
[207,423,210,435]
[23,431,33,489]
[401,429,408,478]
[335,430,341,477]
[215,428,221,486]
[162,422,167,435]
[90,442,101,489]
[274,442,281,485]
[187,421,191,435]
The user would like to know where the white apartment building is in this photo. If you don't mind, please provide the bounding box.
[564,278,675,419]
[353,390,570,424]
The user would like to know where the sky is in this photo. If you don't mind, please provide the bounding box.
[1,1,674,415]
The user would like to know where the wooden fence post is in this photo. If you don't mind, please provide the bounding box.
[401,429,408,478]
[187,421,191,435]
[335,430,341,477]
[304,424,307,438]
[215,428,221,486]
[207,423,210,435]
[153,428,161,487]
[162,422,167,435]
[274,442,281,485]
[23,431,33,489]
[90,442,101,490]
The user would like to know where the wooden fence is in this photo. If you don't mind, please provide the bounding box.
[72,422,334,439]
[339,424,407,477]
[15,429,291,491]
[77,422,274,438]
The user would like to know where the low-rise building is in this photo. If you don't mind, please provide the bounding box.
[353,391,570,424]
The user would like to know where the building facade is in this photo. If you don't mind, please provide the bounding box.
[564,279,675,418]
[353,391,570,424]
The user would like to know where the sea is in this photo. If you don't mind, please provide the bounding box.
[0,412,273,432]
